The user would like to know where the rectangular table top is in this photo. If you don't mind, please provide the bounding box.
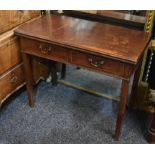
[15,14,150,64]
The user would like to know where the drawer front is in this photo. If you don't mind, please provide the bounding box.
[21,38,69,63]
[0,36,21,75]
[72,51,125,76]
[0,64,25,104]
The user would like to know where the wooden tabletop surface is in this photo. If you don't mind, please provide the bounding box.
[15,14,150,64]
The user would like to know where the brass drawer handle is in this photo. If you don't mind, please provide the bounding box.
[88,58,104,67]
[10,76,18,83]
[38,44,52,54]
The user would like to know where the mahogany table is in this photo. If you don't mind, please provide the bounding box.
[15,14,150,140]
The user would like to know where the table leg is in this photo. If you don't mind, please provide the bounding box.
[114,79,129,140]
[61,64,66,79]
[22,52,34,107]
[129,61,142,107]
[51,61,58,85]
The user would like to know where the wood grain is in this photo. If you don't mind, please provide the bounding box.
[114,80,129,140]
[0,10,40,34]
[15,14,150,140]
[15,15,150,64]
[0,35,21,75]
[0,64,25,105]
[32,56,50,83]
[20,37,134,80]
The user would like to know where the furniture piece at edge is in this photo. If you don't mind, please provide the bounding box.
[132,11,155,112]
[147,39,155,143]
[0,11,50,107]
[15,15,150,140]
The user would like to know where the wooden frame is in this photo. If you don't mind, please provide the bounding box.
[63,10,147,30]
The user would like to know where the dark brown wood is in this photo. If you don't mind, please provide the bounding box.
[21,52,34,107]
[114,80,129,140]
[147,112,155,143]
[32,56,50,83]
[20,37,134,80]
[15,14,150,140]
[20,38,69,63]
[71,50,126,77]
[15,15,150,64]
[129,59,143,107]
